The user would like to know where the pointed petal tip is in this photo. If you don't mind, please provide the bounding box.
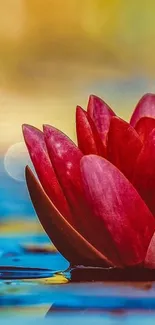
[88,94,95,100]
[80,155,108,177]
[137,93,155,106]
[22,124,44,153]
[22,123,27,131]
[76,104,85,111]
[43,124,57,140]
[142,92,154,98]
[81,153,101,160]
[25,164,31,174]
[81,153,95,161]
[87,95,104,108]
[22,123,35,131]
[76,105,82,110]
[22,124,42,137]
[43,123,50,129]
[22,123,32,135]
[130,93,155,127]
[88,94,101,101]
[43,124,59,135]
[43,124,76,147]
[80,154,101,169]
[43,124,51,131]
[76,105,85,116]
[136,93,155,102]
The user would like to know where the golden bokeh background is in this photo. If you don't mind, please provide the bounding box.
[0,3,155,316]
[0,0,155,153]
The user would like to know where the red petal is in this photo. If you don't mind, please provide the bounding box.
[81,155,155,266]
[130,93,155,127]
[26,166,111,267]
[133,129,155,215]
[43,124,83,230]
[76,106,99,155]
[145,232,155,269]
[88,114,107,157]
[22,124,73,225]
[43,125,120,266]
[107,117,142,181]
[87,95,115,146]
[76,106,106,156]
[135,117,155,143]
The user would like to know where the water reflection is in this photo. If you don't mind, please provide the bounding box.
[1,221,155,319]
[0,266,53,280]
[1,277,155,310]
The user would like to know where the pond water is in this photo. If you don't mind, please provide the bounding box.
[1,221,155,324]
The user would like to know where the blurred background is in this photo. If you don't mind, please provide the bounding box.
[1,0,155,232]
[1,1,155,320]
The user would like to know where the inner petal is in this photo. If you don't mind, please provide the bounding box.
[81,155,155,267]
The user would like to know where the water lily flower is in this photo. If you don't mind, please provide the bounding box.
[23,93,155,270]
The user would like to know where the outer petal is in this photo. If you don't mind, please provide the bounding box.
[43,125,121,266]
[133,129,155,215]
[107,117,142,181]
[26,166,111,267]
[43,124,84,232]
[87,95,115,146]
[135,117,155,143]
[145,232,155,269]
[130,93,155,127]
[76,106,106,156]
[81,155,155,266]
[22,124,73,225]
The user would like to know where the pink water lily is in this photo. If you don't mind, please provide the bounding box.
[23,93,155,269]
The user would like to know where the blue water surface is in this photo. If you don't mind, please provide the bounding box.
[1,158,155,322]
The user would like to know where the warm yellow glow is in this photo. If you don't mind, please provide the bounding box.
[24,273,68,284]
[0,220,43,234]
[0,1,155,152]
